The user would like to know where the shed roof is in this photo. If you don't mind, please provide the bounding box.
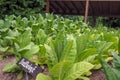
[46,0,120,17]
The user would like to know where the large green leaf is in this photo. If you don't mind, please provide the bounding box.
[20,43,39,60]
[37,45,47,64]
[76,34,89,62]
[53,32,65,62]
[0,46,9,52]
[112,53,120,71]
[77,48,96,62]
[23,43,39,55]
[45,44,58,69]
[60,35,77,63]
[83,54,98,63]
[101,58,117,80]
[18,43,32,52]
[14,41,39,60]
[36,73,51,80]
[96,41,113,54]
[64,62,94,80]
[76,35,88,55]
[6,29,20,38]
[2,62,20,72]
[101,53,120,80]
[14,30,31,48]
[112,68,120,79]
[50,61,72,80]
[35,29,47,45]
[102,42,113,53]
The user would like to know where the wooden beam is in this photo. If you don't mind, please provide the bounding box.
[55,2,66,13]
[50,2,58,13]
[84,0,89,23]
[62,2,71,13]
[71,1,79,14]
[46,0,50,13]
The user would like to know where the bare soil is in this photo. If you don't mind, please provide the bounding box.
[0,56,106,80]
[89,69,106,80]
[0,56,34,80]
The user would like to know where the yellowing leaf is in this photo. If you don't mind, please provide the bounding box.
[64,62,94,80]
[36,73,51,80]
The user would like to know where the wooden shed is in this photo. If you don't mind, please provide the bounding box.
[46,0,120,23]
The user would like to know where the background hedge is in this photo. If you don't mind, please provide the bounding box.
[0,0,45,18]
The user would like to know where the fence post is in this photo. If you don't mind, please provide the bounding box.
[84,0,89,23]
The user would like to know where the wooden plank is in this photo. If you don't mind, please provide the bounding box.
[71,2,79,14]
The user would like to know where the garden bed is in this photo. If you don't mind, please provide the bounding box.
[0,56,106,80]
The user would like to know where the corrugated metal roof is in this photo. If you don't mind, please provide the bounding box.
[46,0,120,17]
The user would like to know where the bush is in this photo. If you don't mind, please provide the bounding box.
[0,0,45,18]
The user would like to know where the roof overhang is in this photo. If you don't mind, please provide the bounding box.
[46,0,120,17]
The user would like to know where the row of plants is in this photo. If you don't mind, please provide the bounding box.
[0,14,120,80]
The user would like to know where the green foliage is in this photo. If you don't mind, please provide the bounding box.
[17,71,23,80]
[91,17,120,27]
[3,62,20,72]
[60,35,77,63]
[36,61,93,80]
[63,62,93,80]
[0,55,3,61]
[112,53,120,71]
[14,30,31,48]
[13,30,39,61]
[0,14,120,80]
[0,0,45,18]
[101,58,118,80]
[35,29,47,45]
[101,53,120,80]
[102,17,120,27]
[118,36,120,54]
[36,73,52,80]
[50,61,72,80]
[45,34,77,68]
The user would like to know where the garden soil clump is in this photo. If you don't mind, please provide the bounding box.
[0,56,106,80]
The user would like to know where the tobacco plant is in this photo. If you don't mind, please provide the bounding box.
[101,52,120,80]
[0,14,120,80]
[36,61,93,80]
